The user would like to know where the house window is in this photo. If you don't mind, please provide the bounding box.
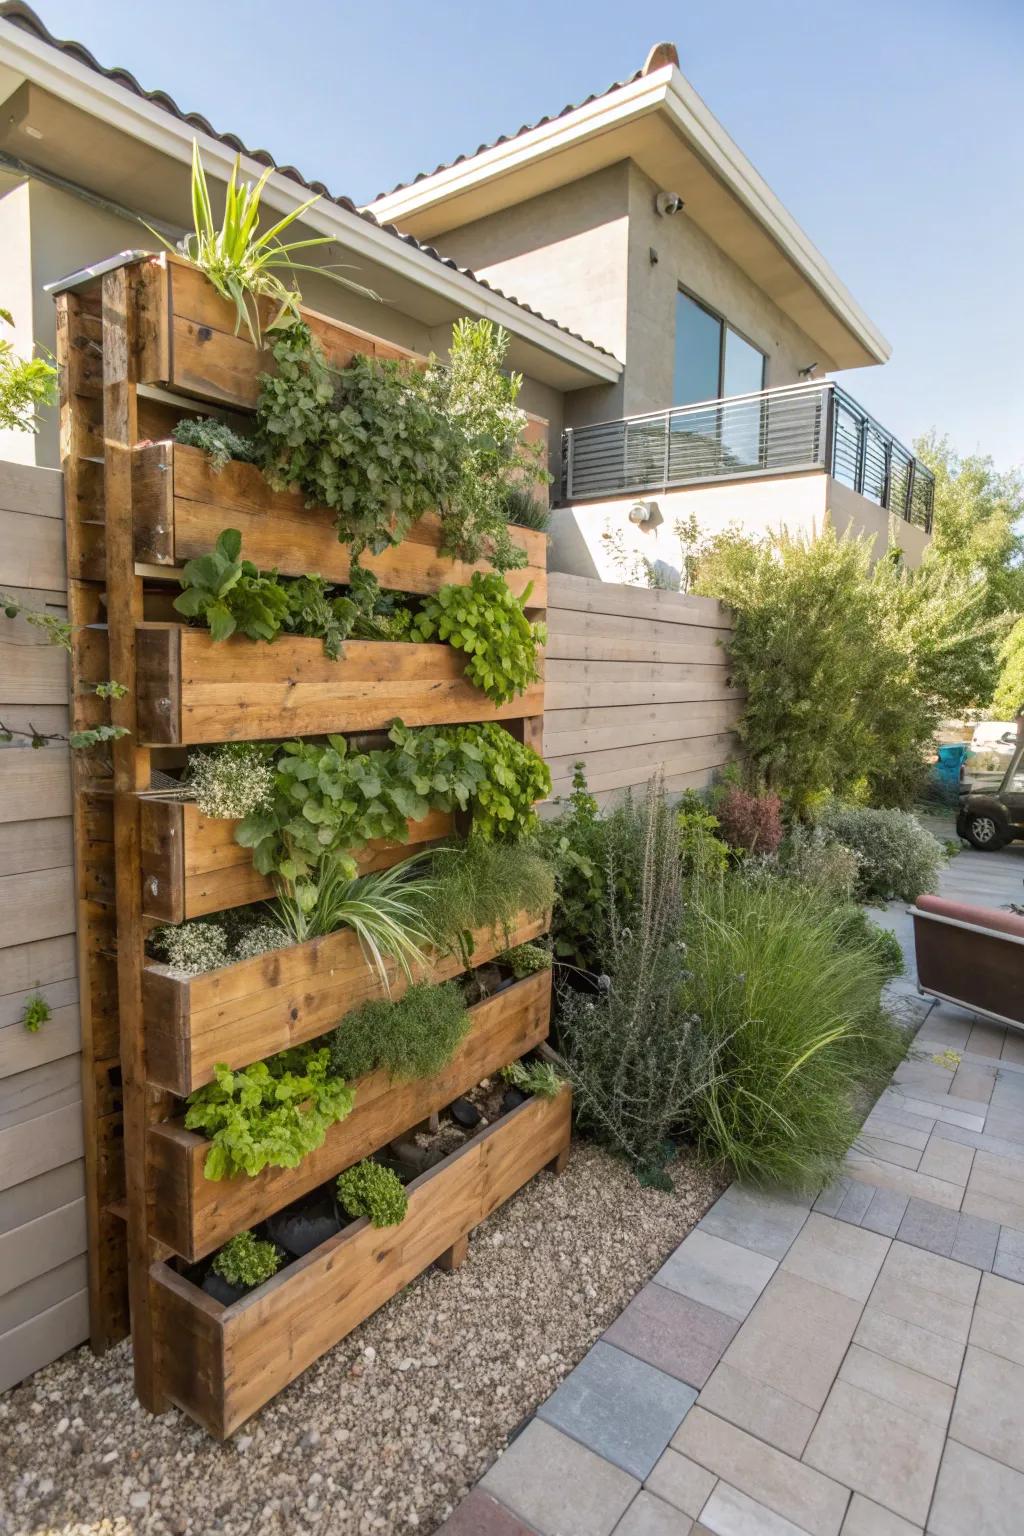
[673,290,765,406]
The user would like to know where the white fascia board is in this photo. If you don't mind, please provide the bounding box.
[370,63,891,367]
[0,18,621,383]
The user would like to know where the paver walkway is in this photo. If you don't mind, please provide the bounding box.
[439,827,1024,1535]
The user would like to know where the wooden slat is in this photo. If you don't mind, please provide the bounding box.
[547,572,733,629]
[547,730,738,797]
[0,817,74,877]
[152,1086,571,1437]
[0,934,77,999]
[0,750,71,823]
[0,508,67,592]
[135,628,545,745]
[0,1289,89,1396]
[149,970,551,1261]
[0,1159,84,1237]
[544,699,742,758]
[0,1103,84,1192]
[545,659,733,711]
[0,1197,87,1297]
[0,866,76,947]
[0,459,64,519]
[0,1005,80,1078]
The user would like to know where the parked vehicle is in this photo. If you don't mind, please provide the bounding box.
[957,722,1024,849]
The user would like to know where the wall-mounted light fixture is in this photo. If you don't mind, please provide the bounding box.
[797,362,820,378]
[628,500,664,531]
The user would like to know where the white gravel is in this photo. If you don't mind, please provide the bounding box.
[0,1143,724,1536]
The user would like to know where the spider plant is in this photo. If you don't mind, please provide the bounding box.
[270,853,435,990]
[149,141,377,347]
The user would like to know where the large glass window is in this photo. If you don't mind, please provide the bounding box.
[673,290,765,406]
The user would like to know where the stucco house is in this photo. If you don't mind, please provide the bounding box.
[370,42,934,578]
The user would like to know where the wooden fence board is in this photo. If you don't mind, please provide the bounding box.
[0,1160,85,1238]
[0,866,76,947]
[0,751,72,824]
[0,1198,87,1297]
[0,1289,89,1395]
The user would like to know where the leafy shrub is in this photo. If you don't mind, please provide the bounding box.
[151,919,231,975]
[211,1230,281,1290]
[22,993,51,1032]
[327,981,470,1082]
[497,942,552,977]
[185,1046,355,1180]
[817,803,944,902]
[187,742,276,820]
[0,305,56,433]
[174,528,290,642]
[387,721,550,841]
[172,416,259,473]
[337,1160,408,1227]
[715,786,783,854]
[410,572,545,707]
[559,776,709,1186]
[501,1058,563,1097]
[676,792,730,877]
[683,872,907,1186]
[427,838,555,964]
[993,615,1024,719]
[779,824,860,904]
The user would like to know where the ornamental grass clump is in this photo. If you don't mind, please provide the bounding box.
[426,838,555,964]
[816,802,944,903]
[327,981,470,1083]
[337,1161,408,1227]
[501,1058,563,1098]
[211,1230,281,1290]
[682,871,908,1188]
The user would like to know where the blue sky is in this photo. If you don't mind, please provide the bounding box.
[28,0,1024,468]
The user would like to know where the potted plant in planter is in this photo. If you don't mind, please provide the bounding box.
[202,1229,281,1305]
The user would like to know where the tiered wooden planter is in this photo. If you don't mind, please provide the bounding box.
[56,252,565,1437]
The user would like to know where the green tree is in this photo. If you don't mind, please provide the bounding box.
[0,307,56,433]
[992,618,1024,719]
[915,431,1024,616]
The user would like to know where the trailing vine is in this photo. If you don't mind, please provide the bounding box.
[1,594,129,750]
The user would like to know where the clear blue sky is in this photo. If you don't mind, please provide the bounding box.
[29,0,1024,468]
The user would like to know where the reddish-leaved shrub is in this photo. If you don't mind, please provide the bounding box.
[715,786,783,854]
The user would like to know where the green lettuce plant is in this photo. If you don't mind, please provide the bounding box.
[185,1045,355,1180]
[337,1161,408,1227]
[174,528,289,642]
[410,572,545,706]
[326,981,470,1082]
[211,1230,281,1289]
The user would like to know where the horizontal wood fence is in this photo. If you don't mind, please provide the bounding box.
[0,459,89,1394]
[542,573,740,803]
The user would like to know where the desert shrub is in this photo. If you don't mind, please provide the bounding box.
[683,872,907,1186]
[497,942,552,977]
[211,1231,281,1290]
[326,981,469,1082]
[559,777,712,1186]
[780,823,860,904]
[426,838,555,963]
[337,1161,408,1227]
[187,742,276,820]
[817,802,944,902]
[714,786,783,855]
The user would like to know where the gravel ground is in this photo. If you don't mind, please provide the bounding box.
[0,1143,725,1536]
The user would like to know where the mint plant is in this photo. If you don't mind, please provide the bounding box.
[410,572,545,706]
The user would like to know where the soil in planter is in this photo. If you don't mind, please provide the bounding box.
[390,1073,520,1171]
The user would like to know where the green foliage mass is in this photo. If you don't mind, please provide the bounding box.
[676,792,730,877]
[172,416,259,473]
[387,720,550,841]
[22,993,51,1033]
[833,905,905,979]
[915,430,1024,628]
[504,485,550,533]
[174,528,290,643]
[816,802,944,903]
[410,572,545,706]
[0,307,56,433]
[426,838,556,964]
[337,1160,408,1227]
[185,1046,355,1180]
[993,617,1024,719]
[211,1230,281,1290]
[695,524,998,812]
[326,981,470,1082]
[497,942,552,977]
[501,1058,563,1097]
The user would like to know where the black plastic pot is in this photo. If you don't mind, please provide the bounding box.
[450,1096,482,1129]
[201,1269,249,1306]
[501,1087,529,1115]
[265,1190,342,1258]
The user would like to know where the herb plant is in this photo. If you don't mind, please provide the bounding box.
[22,993,51,1032]
[210,1230,281,1290]
[387,721,550,841]
[0,305,56,433]
[337,1161,408,1227]
[174,528,290,642]
[187,742,276,820]
[185,1045,355,1180]
[426,838,555,964]
[504,485,550,533]
[172,416,259,473]
[326,981,470,1082]
[150,919,231,975]
[501,1058,563,1097]
[411,572,545,707]
[497,942,552,977]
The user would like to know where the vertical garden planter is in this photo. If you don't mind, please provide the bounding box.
[55,253,559,1435]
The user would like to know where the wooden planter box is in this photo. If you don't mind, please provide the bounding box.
[148,970,552,1261]
[139,798,452,923]
[135,626,545,745]
[151,1085,572,1437]
[143,909,548,1095]
[133,441,546,606]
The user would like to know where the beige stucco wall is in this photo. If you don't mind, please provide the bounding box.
[550,474,928,582]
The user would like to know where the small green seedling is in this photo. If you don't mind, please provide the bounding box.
[22,992,51,1033]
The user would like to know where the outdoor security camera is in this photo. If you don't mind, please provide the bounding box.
[655,191,685,217]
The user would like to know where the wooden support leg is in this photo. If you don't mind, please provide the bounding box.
[546,1143,570,1177]
[436,1233,470,1273]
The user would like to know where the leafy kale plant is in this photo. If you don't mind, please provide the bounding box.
[174,528,290,642]
[410,571,545,706]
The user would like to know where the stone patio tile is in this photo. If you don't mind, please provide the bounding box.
[894,1198,959,1258]
[536,1342,697,1480]
[961,1189,1024,1233]
[853,1307,964,1387]
[814,1178,851,1217]
[859,1188,909,1238]
[876,1091,984,1132]
[914,1016,971,1051]
[969,1298,1024,1367]
[697,1361,817,1457]
[720,1270,861,1411]
[950,1062,996,1104]
[698,1186,810,1260]
[835,1180,874,1225]
[860,1117,930,1152]
[780,1212,889,1302]
[929,1121,1024,1157]
[1000,1032,1024,1066]
[698,1482,809,1535]
[604,1283,737,1390]
[856,1135,922,1171]
[867,1272,972,1345]
[803,1379,945,1526]
[949,1344,1024,1473]
[928,1438,1024,1536]
[837,1343,953,1428]
[979,1108,1024,1147]
[885,1084,989,1119]
[879,1239,981,1305]
[842,1155,963,1211]
[988,1074,1024,1109]
[862,1104,935,1135]
[976,1268,1024,1323]
[644,1448,717,1519]
[480,1419,639,1536]
[965,1020,1006,1058]
[672,1408,849,1536]
[975,1144,1024,1178]
[950,1212,999,1270]
[993,1225,1024,1282]
[655,1231,777,1323]
[840,1494,922,1535]
[435,1489,538,1535]
[613,1491,694,1535]
[917,1136,975,1185]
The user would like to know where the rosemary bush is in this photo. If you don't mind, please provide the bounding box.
[326,981,469,1082]
[337,1161,408,1227]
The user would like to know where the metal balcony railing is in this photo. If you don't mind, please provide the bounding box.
[561,380,935,531]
